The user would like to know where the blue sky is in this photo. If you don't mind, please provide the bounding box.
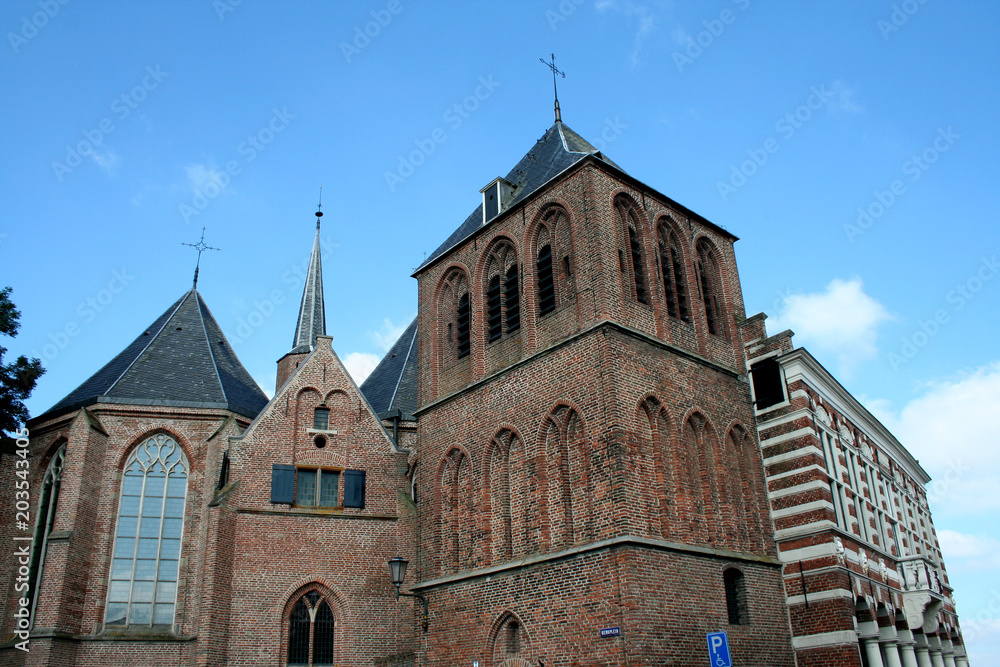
[3,0,998,660]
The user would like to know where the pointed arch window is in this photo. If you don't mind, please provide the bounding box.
[658,224,690,322]
[288,589,335,666]
[616,199,648,304]
[485,242,520,342]
[696,239,725,337]
[105,434,188,628]
[26,444,66,625]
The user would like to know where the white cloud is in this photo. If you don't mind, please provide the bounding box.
[938,530,1000,566]
[90,148,121,175]
[768,277,892,377]
[370,317,411,353]
[184,162,231,196]
[596,0,661,67]
[342,352,380,385]
[830,79,864,114]
[878,362,1000,517]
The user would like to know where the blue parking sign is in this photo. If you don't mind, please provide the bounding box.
[706,631,732,667]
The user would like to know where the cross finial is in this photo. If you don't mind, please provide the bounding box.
[539,53,565,123]
[181,227,220,289]
[316,184,324,229]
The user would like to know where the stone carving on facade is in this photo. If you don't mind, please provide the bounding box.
[834,537,846,565]
[860,550,869,574]
[816,404,831,426]
[879,558,887,579]
[839,422,855,446]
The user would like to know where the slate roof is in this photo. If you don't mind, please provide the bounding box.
[34,289,269,423]
[288,220,327,355]
[415,121,622,273]
[359,317,418,420]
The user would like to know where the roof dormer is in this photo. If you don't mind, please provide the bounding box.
[480,177,516,226]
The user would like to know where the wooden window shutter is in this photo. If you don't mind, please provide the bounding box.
[343,469,366,508]
[270,464,295,504]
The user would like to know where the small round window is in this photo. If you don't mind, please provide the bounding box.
[313,435,327,449]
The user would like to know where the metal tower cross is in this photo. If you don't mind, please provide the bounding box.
[539,53,565,122]
[181,227,220,289]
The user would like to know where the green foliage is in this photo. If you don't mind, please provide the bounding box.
[1,286,44,446]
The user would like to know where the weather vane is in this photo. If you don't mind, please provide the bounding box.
[316,184,323,228]
[181,227,220,289]
[539,53,565,122]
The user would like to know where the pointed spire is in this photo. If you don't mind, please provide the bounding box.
[290,193,327,352]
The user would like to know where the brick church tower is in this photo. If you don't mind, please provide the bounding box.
[361,116,798,666]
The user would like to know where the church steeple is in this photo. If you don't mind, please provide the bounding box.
[291,199,327,353]
[276,196,328,391]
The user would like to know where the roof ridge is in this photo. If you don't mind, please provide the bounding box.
[104,290,192,396]
[194,291,228,403]
[387,320,418,410]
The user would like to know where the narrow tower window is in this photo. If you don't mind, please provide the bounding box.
[724,568,748,625]
[537,244,555,315]
[457,292,471,358]
[628,225,648,304]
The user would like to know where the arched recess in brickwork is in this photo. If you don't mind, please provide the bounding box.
[322,389,351,435]
[638,395,672,538]
[694,236,729,340]
[614,195,651,305]
[679,411,720,545]
[485,427,530,564]
[656,217,692,323]
[281,581,342,667]
[435,265,472,371]
[539,403,591,549]
[480,238,521,344]
[438,447,474,573]
[487,610,533,667]
[527,204,575,321]
[725,423,763,550]
[295,387,323,443]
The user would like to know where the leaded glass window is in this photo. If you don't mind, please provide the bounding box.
[106,434,188,628]
[296,468,339,508]
[288,589,335,666]
[27,444,66,626]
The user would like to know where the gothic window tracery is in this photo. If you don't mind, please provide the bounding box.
[105,434,188,628]
[26,443,66,625]
[287,589,335,666]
